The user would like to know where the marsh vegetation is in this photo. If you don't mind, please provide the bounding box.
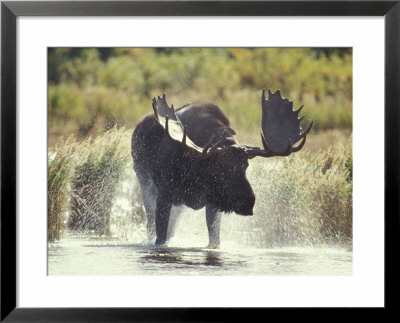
[48,48,352,253]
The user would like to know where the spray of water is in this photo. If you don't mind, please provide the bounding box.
[108,146,352,249]
[48,129,352,275]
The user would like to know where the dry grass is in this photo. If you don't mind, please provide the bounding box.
[48,128,132,239]
[47,138,76,242]
[48,127,352,247]
[67,128,131,235]
[246,132,352,246]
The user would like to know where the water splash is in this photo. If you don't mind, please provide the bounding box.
[107,157,352,249]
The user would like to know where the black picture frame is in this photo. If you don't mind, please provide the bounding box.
[1,1,399,321]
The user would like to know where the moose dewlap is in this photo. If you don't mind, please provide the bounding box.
[131,89,313,247]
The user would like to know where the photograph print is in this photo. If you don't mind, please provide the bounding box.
[47,48,352,275]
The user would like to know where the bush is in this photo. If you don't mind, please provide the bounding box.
[48,47,353,143]
[67,128,131,235]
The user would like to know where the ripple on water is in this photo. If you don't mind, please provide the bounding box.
[48,231,352,276]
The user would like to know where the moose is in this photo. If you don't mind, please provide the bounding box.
[131,89,313,247]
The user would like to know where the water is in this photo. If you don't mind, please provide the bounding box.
[48,215,352,276]
[48,167,352,276]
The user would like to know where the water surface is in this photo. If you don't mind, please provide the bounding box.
[48,176,352,276]
[48,229,352,276]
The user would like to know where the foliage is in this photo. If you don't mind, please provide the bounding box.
[47,139,75,242]
[345,157,353,183]
[48,47,352,145]
[47,48,353,245]
[67,128,131,235]
[48,128,131,238]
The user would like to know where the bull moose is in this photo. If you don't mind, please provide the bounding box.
[131,89,313,247]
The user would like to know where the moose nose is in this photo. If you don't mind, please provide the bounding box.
[241,208,253,216]
[233,196,255,216]
[232,179,255,216]
[234,205,253,216]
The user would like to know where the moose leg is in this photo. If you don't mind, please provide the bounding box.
[155,196,172,245]
[167,206,183,241]
[136,172,157,242]
[206,205,222,249]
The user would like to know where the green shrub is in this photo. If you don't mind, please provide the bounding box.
[48,47,353,143]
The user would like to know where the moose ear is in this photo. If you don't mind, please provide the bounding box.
[201,128,235,158]
[152,94,204,154]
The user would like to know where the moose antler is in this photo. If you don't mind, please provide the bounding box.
[152,94,204,154]
[245,89,313,159]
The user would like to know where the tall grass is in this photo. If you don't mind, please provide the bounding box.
[48,48,352,245]
[47,139,75,242]
[68,128,131,235]
[245,132,352,247]
[48,126,352,247]
[48,128,132,240]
